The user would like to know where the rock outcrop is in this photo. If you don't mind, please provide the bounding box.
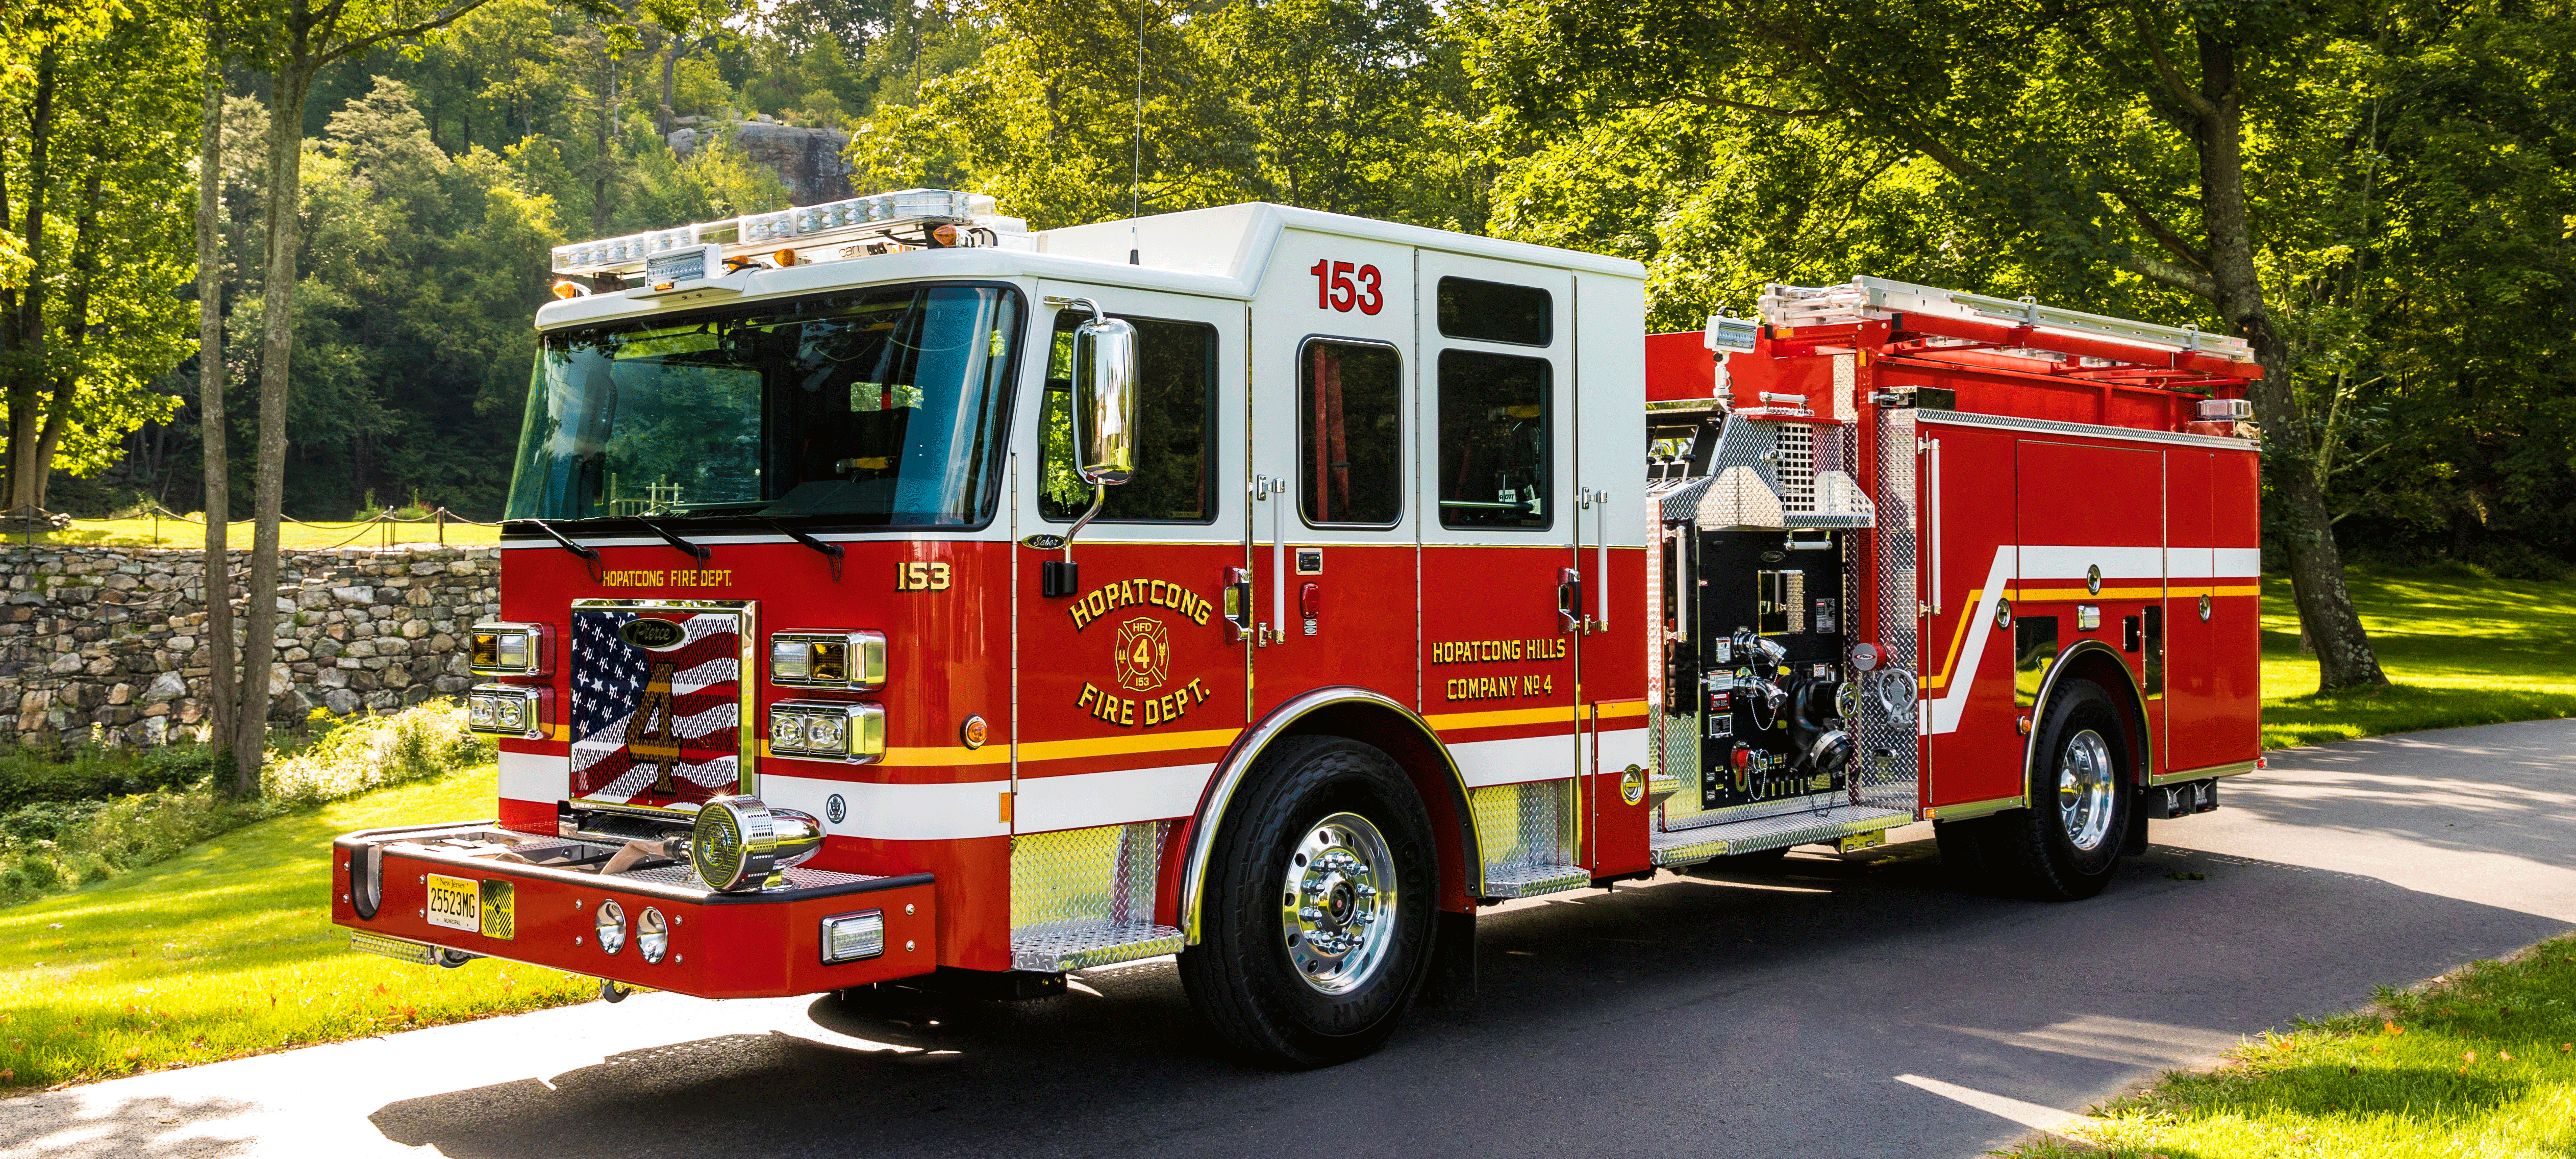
[667,119,857,206]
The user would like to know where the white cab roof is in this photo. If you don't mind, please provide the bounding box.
[535,202,1643,331]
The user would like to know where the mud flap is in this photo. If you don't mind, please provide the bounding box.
[1414,908,1476,1010]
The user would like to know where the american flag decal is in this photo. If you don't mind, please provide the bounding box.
[568,608,744,808]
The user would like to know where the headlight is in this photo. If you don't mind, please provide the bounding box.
[768,631,886,690]
[465,684,547,740]
[689,796,825,893]
[594,899,627,954]
[467,622,551,676]
[637,906,669,963]
[765,700,884,763]
[820,910,885,964]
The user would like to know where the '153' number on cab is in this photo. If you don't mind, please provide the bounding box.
[1310,260,1383,315]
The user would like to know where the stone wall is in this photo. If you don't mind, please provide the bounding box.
[0,544,501,747]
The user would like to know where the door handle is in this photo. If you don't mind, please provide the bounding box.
[1558,567,1584,634]
[1221,567,1253,643]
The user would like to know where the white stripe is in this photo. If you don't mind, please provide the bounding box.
[757,773,1013,842]
[2167,549,2214,578]
[2215,546,2261,578]
[2016,545,2162,581]
[498,750,564,803]
[1591,723,1647,772]
[1016,764,1214,833]
[1930,547,2013,736]
[1450,734,1576,788]
[1893,1074,2090,1135]
[670,657,739,693]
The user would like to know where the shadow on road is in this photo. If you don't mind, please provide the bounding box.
[361,831,2569,1159]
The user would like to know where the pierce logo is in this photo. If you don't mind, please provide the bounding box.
[1113,617,1170,692]
[618,618,687,649]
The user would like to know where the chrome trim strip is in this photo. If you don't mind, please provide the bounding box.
[1648,804,1912,866]
[1177,687,1478,944]
[1917,409,2257,452]
[1926,794,2023,822]
[2152,758,2258,786]
[2020,639,2154,804]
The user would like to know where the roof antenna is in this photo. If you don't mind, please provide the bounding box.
[1129,0,1144,265]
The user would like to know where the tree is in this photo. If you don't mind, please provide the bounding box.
[1460,0,2395,689]
[203,0,528,792]
[3,8,198,525]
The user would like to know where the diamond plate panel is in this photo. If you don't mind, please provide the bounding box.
[1649,804,1912,867]
[1012,821,1169,930]
[1856,407,1922,813]
[1007,821,1174,972]
[1011,922,1185,972]
[615,863,881,890]
[1470,779,1578,892]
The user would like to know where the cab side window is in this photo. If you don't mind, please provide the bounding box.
[1039,311,1217,522]
[1436,277,1552,346]
[1436,350,1552,530]
[1298,340,1403,526]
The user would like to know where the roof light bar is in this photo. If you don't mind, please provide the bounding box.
[551,188,997,277]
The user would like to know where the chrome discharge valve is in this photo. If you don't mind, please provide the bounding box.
[690,796,826,892]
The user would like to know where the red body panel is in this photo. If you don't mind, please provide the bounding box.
[332,839,939,998]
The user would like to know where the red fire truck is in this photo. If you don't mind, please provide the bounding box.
[330,193,2263,1066]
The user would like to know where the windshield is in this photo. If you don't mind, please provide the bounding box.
[505,283,1023,526]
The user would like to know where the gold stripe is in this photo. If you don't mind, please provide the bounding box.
[1923,589,1982,691]
[1424,704,1575,729]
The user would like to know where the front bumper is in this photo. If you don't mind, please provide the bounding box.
[330,820,938,999]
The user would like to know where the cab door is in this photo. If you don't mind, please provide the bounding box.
[1414,250,1582,882]
[1245,230,1418,718]
[1010,283,1248,842]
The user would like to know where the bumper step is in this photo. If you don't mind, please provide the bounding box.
[1010,921,1185,973]
[1480,862,1592,899]
[1650,804,1914,867]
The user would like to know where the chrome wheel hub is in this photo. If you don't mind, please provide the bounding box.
[1281,812,1396,995]
[2056,728,2117,852]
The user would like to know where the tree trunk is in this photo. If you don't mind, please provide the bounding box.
[31,164,105,513]
[2188,32,2386,692]
[197,0,238,774]
[658,34,678,135]
[236,62,315,791]
[5,47,60,518]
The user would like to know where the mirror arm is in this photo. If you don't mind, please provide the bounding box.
[1063,483,1107,561]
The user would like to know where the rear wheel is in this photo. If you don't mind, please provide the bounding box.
[1985,678,2134,900]
[1178,736,1436,1068]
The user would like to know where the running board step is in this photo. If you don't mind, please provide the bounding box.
[1010,921,1184,973]
[1650,804,1914,868]
[1480,863,1591,899]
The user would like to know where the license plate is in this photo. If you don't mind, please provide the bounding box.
[426,874,481,933]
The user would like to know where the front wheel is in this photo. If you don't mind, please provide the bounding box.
[1178,736,1436,1067]
[1985,677,2135,900]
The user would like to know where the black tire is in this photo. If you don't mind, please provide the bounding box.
[1985,677,2134,900]
[1178,735,1437,1068]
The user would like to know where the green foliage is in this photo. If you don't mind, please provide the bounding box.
[0,740,225,813]
[2260,569,2576,749]
[0,763,595,1090]
[0,701,492,910]
[2009,934,2576,1158]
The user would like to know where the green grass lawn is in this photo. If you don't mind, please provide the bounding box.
[2260,569,2576,749]
[2015,934,2576,1158]
[0,765,591,1091]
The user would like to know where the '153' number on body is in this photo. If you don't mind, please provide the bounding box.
[1310,260,1383,315]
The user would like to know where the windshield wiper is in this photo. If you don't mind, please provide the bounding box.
[520,518,602,581]
[635,517,712,567]
[767,519,844,583]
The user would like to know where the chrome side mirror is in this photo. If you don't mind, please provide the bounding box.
[1071,315,1139,486]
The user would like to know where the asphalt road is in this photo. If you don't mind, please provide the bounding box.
[9,718,2576,1158]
